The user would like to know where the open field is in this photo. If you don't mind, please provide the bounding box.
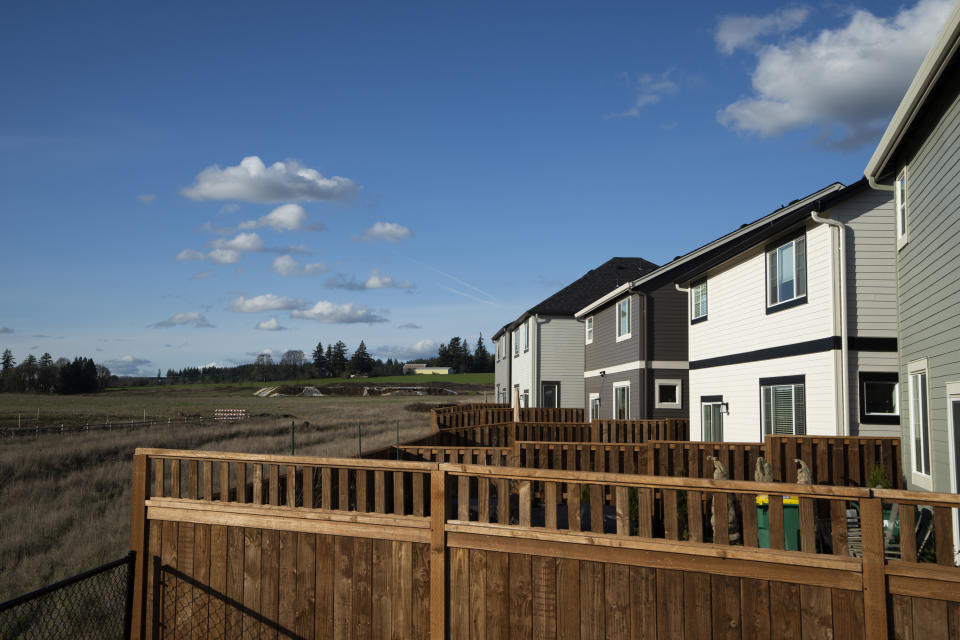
[0,392,480,602]
[0,373,493,428]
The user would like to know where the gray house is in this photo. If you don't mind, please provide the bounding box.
[865,3,960,499]
[575,263,687,420]
[493,257,657,409]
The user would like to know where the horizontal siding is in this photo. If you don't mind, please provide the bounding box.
[648,368,689,419]
[690,222,836,362]
[849,351,900,438]
[688,351,839,443]
[896,86,960,492]
[584,369,641,420]
[494,334,511,403]
[510,318,535,406]
[538,316,585,409]
[648,282,688,361]
[583,293,641,371]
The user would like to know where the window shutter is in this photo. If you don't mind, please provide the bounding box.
[767,251,778,305]
[793,385,806,435]
[763,387,773,435]
[795,236,806,298]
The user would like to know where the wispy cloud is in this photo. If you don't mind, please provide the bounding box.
[175,249,205,261]
[229,294,307,313]
[149,312,215,329]
[373,339,437,360]
[715,7,810,54]
[291,301,388,323]
[138,194,156,205]
[219,204,240,214]
[326,269,414,291]
[354,222,413,243]
[190,270,213,280]
[271,255,327,277]
[0,327,13,334]
[182,156,358,203]
[718,0,953,149]
[397,322,421,329]
[103,355,154,376]
[607,71,679,118]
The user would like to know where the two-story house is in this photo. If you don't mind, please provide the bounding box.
[492,257,657,409]
[865,3,960,496]
[574,266,689,420]
[666,180,897,443]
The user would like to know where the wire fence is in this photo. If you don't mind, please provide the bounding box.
[0,553,134,639]
[0,415,239,438]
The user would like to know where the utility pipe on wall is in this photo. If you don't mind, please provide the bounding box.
[810,210,850,436]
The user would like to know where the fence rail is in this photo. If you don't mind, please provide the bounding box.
[430,404,585,430]
[130,448,960,639]
[411,419,689,448]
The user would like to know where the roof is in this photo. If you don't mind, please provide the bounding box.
[493,257,658,338]
[574,181,856,318]
[865,2,960,182]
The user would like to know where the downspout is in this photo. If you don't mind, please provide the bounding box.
[810,210,849,436]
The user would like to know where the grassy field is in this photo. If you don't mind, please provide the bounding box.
[0,386,487,601]
[141,371,495,391]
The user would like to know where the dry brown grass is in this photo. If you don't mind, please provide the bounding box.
[0,395,450,601]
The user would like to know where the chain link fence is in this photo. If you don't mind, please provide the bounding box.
[0,553,133,639]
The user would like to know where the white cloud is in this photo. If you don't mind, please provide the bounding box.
[181,155,358,203]
[210,232,264,252]
[190,270,213,280]
[271,255,328,277]
[354,222,413,243]
[0,327,12,334]
[238,203,309,232]
[175,249,205,261]
[103,355,154,376]
[397,323,421,329]
[219,204,240,214]
[229,294,306,313]
[607,71,679,118]
[365,269,414,290]
[715,7,810,54]
[255,317,286,331]
[149,312,216,329]
[373,339,437,360]
[291,301,388,323]
[718,0,953,149]
[138,194,156,205]
[209,249,242,264]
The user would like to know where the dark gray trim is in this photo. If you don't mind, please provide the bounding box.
[849,336,898,352]
[701,395,723,403]
[858,371,900,426]
[759,374,805,386]
[690,337,840,370]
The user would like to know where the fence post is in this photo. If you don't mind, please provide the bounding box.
[129,452,151,639]
[430,467,447,639]
[860,496,889,640]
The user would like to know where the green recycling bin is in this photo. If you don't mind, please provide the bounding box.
[756,495,801,551]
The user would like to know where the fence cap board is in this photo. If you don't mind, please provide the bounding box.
[872,488,960,507]
[145,497,431,526]
[135,447,436,470]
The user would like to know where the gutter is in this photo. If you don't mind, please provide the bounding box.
[810,210,849,436]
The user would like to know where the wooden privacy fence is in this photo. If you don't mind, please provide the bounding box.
[411,419,690,448]
[131,448,960,639]
[648,436,904,488]
[430,405,586,430]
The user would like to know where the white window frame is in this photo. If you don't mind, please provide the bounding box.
[908,358,931,489]
[585,316,594,345]
[761,379,806,436]
[613,381,630,419]
[615,298,631,342]
[589,393,600,420]
[766,233,807,310]
[946,381,960,565]
[701,400,724,442]
[654,379,682,410]
[523,321,529,352]
[513,329,519,357]
[896,167,909,249]
[691,281,707,322]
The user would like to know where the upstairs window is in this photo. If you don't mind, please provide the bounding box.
[896,169,909,247]
[766,232,806,312]
[513,329,519,357]
[585,317,594,344]
[691,281,707,323]
[761,376,806,436]
[616,298,631,341]
[523,321,529,351]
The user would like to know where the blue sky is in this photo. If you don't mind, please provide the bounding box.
[0,0,952,375]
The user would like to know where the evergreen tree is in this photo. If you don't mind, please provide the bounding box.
[349,340,374,375]
[329,341,349,377]
[473,333,492,372]
[312,341,327,377]
[1,349,14,372]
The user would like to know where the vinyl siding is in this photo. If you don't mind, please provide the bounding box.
[584,369,641,420]
[537,316,585,408]
[583,293,642,372]
[689,351,838,442]
[510,318,535,407]
[689,221,836,363]
[648,282,689,362]
[895,87,960,492]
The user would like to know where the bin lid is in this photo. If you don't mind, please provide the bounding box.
[755,494,800,506]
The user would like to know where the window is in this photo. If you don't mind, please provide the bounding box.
[613,382,630,419]
[908,360,930,478]
[859,372,899,425]
[895,169,908,247]
[701,396,724,441]
[589,393,600,420]
[691,281,707,323]
[585,317,594,344]
[522,389,530,408]
[616,298,631,341]
[761,376,806,435]
[541,382,559,408]
[523,321,529,352]
[766,232,807,312]
[655,379,682,410]
[513,329,519,357]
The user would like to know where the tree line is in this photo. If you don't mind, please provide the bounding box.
[0,349,112,394]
